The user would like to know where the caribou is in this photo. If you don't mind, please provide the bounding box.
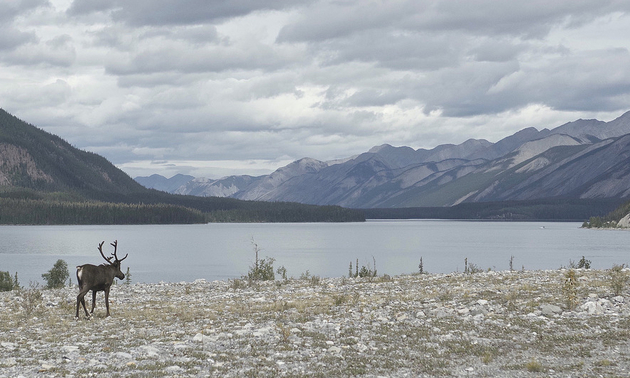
[75,240,128,318]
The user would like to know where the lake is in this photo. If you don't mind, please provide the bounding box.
[1,220,628,285]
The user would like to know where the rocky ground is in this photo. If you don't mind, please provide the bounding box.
[1,268,630,377]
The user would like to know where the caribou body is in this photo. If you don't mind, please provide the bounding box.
[76,240,128,318]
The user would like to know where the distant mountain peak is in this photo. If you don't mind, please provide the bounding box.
[148,110,630,208]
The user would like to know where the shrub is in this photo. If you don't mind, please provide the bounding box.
[526,358,543,372]
[124,267,132,285]
[276,266,287,281]
[608,264,629,296]
[464,258,483,274]
[20,283,43,316]
[0,271,14,291]
[42,259,69,289]
[577,256,591,269]
[246,239,275,281]
[562,269,579,310]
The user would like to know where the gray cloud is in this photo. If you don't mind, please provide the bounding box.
[68,0,311,25]
[1,0,629,178]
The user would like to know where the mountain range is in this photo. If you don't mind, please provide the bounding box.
[137,111,630,208]
[0,108,364,223]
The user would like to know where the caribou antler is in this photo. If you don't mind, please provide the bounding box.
[110,240,128,262]
[98,241,114,264]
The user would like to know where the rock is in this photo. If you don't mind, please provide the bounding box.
[1,342,16,350]
[540,304,562,316]
[165,365,184,373]
[328,346,342,354]
[39,363,55,372]
[581,301,604,315]
[61,345,80,354]
[115,352,133,359]
[138,345,160,357]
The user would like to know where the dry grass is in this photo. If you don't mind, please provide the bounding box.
[1,270,630,377]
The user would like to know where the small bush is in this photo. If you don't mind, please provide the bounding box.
[20,283,43,316]
[248,257,275,281]
[0,271,14,291]
[464,258,483,274]
[276,266,287,281]
[562,269,579,310]
[299,270,321,285]
[577,256,591,269]
[42,259,69,289]
[608,264,629,296]
[246,239,275,281]
[124,267,132,285]
[526,358,543,372]
[229,278,247,290]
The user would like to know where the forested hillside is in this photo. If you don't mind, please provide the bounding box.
[0,109,364,224]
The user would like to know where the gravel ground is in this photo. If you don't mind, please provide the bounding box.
[1,268,630,377]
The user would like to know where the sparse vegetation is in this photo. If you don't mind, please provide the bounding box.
[41,259,69,289]
[578,256,592,269]
[526,358,544,372]
[562,269,579,310]
[608,264,629,296]
[349,256,378,278]
[19,283,43,316]
[2,268,630,376]
[464,258,483,274]
[246,239,275,282]
[125,267,132,285]
[0,271,16,291]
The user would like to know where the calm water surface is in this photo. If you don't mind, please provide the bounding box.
[1,220,629,285]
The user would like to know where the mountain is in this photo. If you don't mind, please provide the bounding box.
[0,108,365,223]
[0,109,147,197]
[155,111,630,209]
[135,174,194,193]
[174,175,261,197]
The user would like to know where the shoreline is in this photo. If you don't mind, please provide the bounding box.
[1,269,630,377]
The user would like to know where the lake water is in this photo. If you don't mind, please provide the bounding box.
[1,220,629,285]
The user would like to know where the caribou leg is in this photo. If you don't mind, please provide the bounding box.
[90,290,97,313]
[104,288,111,317]
[76,287,91,318]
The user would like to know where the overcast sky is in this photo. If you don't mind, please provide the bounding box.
[2,0,630,179]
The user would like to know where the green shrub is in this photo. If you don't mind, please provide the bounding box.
[248,256,275,281]
[42,259,69,289]
[0,271,14,291]
[577,256,591,269]
[124,267,132,285]
[246,239,275,281]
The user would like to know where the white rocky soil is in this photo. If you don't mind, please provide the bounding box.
[2,269,630,377]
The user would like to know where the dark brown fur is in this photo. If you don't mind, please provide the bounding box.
[76,241,127,318]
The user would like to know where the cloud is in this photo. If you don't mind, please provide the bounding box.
[1,0,630,179]
[0,0,49,51]
[67,0,309,25]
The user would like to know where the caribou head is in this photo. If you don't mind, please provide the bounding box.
[75,240,128,318]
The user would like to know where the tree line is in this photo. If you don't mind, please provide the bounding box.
[0,197,365,225]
